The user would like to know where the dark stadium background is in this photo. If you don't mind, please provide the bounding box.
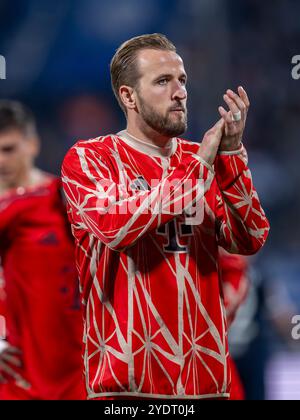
[1,0,300,400]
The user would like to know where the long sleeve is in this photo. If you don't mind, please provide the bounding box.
[0,265,5,320]
[215,146,270,255]
[61,143,215,251]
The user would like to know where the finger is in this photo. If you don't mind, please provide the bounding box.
[206,118,225,141]
[238,86,250,108]
[213,117,225,130]
[218,106,234,125]
[226,89,247,114]
[205,118,224,135]
[223,94,240,114]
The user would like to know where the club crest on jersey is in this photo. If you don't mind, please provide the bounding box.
[130,176,150,192]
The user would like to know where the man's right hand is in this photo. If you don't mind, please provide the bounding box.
[197,119,225,167]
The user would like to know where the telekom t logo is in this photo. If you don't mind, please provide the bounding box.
[0,55,6,80]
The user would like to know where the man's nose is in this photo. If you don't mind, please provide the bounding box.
[173,83,187,101]
[0,154,7,167]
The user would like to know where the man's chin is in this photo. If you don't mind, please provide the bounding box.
[0,174,17,189]
[161,123,187,137]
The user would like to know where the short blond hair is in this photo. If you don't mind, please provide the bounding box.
[110,33,176,113]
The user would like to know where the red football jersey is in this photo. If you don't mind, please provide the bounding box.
[0,267,5,339]
[62,132,269,399]
[0,177,85,400]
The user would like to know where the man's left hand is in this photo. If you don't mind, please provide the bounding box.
[218,86,250,151]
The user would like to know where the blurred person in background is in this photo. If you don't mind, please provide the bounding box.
[62,33,269,399]
[219,249,249,400]
[228,261,268,400]
[0,267,5,340]
[0,101,85,400]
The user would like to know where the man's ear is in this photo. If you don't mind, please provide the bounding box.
[119,85,136,111]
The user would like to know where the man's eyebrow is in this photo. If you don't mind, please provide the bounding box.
[154,73,188,81]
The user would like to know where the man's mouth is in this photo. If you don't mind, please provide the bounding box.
[170,108,185,113]
[0,170,12,177]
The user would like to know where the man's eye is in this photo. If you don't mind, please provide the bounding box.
[180,79,187,86]
[2,147,15,153]
[158,79,168,85]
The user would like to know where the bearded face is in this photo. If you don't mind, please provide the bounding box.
[137,89,188,137]
[131,49,188,138]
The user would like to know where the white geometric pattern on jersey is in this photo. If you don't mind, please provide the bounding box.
[79,207,228,397]
[83,247,228,397]
[62,135,269,399]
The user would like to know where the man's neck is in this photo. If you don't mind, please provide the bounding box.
[118,130,176,159]
[126,122,173,149]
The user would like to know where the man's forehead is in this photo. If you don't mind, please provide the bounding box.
[0,129,25,145]
[137,49,185,75]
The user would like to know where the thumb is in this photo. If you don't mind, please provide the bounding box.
[197,118,225,166]
[212,118,225,139]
